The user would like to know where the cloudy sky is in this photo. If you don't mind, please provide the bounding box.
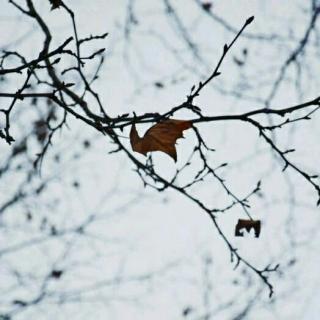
[0,1,320,319]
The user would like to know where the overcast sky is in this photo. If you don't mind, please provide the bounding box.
[0,1,320,319]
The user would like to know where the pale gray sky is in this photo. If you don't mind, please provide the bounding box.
[0,1,319,319]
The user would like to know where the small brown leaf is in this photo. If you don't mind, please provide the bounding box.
[130,119,192,162]
[235,219,261,238]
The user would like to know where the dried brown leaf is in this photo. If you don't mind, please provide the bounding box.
[130,119,192,162]
[235,219,261,238]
